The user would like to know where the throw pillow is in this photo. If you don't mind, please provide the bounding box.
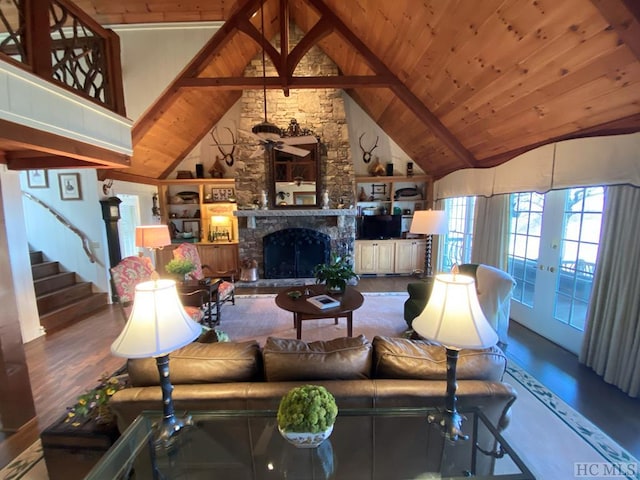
[372,336,507,381]
[128,340,262,386]
[263,335,373,381]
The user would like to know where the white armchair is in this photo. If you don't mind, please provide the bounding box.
[473,264,516,345]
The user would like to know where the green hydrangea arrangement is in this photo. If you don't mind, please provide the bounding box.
[165,258,196,276]
[277,385,338,433]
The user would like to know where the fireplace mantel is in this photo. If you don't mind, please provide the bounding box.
[235,209,357,228]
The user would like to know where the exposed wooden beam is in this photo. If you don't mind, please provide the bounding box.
[235,16,284,77]
[6,156,103,170]
[98,169,161,186]
[304,0,476,168]
[286,16,333,77]
[0,119,130,168]
[589,0,640,60]
[178,75,397,89]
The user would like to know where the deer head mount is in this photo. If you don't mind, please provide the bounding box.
[210,126,237,167]
[359,133,379,164]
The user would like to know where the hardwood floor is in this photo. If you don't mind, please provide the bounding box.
[1,276,638,472]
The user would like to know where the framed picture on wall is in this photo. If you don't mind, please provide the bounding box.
[27,169,48,188]
[58,173,82,200]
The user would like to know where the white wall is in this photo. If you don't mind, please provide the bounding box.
[344,92,424,178]
[115,22,222,121]
[21,169,110,294]
[1,167,42,342]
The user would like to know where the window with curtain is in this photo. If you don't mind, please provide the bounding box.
[439,196,476,271]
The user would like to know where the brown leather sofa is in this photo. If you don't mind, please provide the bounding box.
[110,335,516,475]
[111,334,516,431]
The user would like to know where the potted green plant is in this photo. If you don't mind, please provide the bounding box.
[277,384,338,448]
[313,254,359,293]
[165,258,196,281]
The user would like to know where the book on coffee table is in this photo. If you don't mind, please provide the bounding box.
[306,294,340,309]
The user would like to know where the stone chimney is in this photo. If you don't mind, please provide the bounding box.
[235,23,354,208]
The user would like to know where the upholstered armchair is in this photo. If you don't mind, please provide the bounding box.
[404,264,516,345]
[110,255,202,323]
[110,256,154,321]
[173,243,235,324]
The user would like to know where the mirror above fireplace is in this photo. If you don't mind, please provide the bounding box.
[269,141,321,209]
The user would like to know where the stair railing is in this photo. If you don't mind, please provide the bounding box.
[22,191,100,265]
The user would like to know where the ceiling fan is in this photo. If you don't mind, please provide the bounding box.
[246,1,317,158]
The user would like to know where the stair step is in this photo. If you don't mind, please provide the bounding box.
[33,272,77,296]
[32,261,61,280]
[39,293,108,333]
[37,282,94,315]
[30,251,44,265]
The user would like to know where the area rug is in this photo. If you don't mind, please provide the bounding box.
[220,292,411,346]
[503,362,639,480]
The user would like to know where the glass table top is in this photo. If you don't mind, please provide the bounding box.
[86,408,534,479]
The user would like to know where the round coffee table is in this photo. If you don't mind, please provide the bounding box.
[275,284,364,339]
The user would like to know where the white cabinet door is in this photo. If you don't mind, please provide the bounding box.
[394,239,426,274]
[355,241,378,274]
[376,242,395,274]
[355,240,396,274]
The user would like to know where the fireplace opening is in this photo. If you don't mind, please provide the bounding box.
[263,228,331,278]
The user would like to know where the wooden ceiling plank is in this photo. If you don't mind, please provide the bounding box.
[442,20,622,139]
[459,48,640,144]
[589,0,640,60]
[449,39,634,139]
[430,0,599,115]
[305,0,476,167]
[477,111,640,165]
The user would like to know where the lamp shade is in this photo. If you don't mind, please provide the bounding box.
[410,210,449,235]
[111,279,201,358]
[412,273,498,349]
[135,225,170,249]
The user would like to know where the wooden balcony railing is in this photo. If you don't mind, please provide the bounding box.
[0,0,125,116]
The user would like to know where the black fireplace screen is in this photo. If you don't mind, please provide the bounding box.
[263,228,331,278]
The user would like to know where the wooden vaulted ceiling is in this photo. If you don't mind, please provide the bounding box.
[78,0,640,183]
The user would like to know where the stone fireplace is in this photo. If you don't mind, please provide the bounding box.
[232,23,357,278]
[235,210,356,280]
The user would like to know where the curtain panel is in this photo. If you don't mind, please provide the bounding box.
[580,185,640,398]
[470,194,510,271]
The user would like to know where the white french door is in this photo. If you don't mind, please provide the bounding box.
[507,187,603,354]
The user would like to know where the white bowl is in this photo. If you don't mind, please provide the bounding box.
[278,425,333,448]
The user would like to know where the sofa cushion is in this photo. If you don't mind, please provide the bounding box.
[128,340,262,386]
[372,336,507,381]
[263,335,372,381]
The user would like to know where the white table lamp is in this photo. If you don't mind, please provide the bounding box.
[111,278,201,446]
[412,269,498,440]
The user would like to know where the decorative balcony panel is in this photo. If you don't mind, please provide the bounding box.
[0,1,26,64]
[0,0,124,115]
[50,1,109,106]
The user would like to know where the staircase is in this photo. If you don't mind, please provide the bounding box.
[30,251,108,333]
